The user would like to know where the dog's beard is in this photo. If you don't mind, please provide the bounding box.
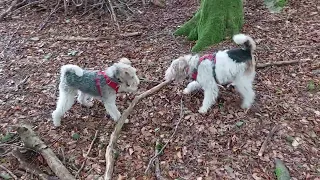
[165,66,187,82]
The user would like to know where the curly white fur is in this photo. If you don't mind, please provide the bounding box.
[52,58,140,127]
[165,34,256,114]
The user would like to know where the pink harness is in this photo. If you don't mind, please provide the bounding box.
[95,71,119,96]
[191,54,216,80]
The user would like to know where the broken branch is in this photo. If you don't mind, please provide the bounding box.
[11,149,50,180]
[104,80,171,180]
[76,130,99,178]
[0,164,18,180]
[0,0,18,21]
[258,125,278,157]
[154,140,162,180]
[55,36,115,41]
[257,59,312,69]
[145,97,184,174]
[17,124,76,180]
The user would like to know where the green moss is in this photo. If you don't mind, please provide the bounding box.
[174,0,244,52]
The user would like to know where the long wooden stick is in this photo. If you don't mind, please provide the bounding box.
[17,125,76,180]
[104,80,171,180]
[257,59,311,69]
[0,164,18,180]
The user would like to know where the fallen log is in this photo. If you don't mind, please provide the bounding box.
[17,125,76,180]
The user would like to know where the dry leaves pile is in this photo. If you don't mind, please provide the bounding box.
[0,0,319,179]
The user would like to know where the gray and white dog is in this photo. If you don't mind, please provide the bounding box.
[52,58,140,127]
[165,34,256,114]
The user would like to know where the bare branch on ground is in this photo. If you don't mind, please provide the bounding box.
[17,124,76,180]
[104,80,171,180]
[258,125,278,157]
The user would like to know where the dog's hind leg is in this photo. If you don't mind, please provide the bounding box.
[183,81,201,94]
[52,88,77,127]
[234,76,255,109]
[102,96,121,121]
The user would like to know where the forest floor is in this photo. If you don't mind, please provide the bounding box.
[0,0,319,179]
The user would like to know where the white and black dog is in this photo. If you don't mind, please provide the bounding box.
[165,34,256,114]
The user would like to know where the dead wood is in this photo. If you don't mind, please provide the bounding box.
[120,32,142,37]
[145,97,184,174]
[0,0,18,21]
[154,140,163,180]
[76,130,99,178]
[0,164,18,180]
[258,125,278,157]
[55,36,116,41]
[11,149,50,180]
[17,124,76,180]
[257,59,312,69]
[104,80,171,180]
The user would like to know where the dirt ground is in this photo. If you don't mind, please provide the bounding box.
[0,0,319,179]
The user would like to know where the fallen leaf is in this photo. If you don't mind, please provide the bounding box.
[129,148,134,155]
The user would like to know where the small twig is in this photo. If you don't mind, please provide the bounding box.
[154,140,162,180]
[107,0,120,31]
[0,0,18,21]
[120,32,142,37]
[0,164,18,180]
[258,125,278,157]
[256,59,312,69]
[55,36,115,41]
[39,0,62,31]
[75,130,99,178]
[0,24,21,59]
[15,75,30,90]
[145,97,184,174]
[11,149,50,180]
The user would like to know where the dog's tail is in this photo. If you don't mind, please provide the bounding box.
[233,34,256,53]
[61,64,83,77]
[119,58,132,65]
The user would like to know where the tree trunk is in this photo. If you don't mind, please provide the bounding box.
[174,0,244,52]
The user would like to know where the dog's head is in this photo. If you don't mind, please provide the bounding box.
[114,58,140,92]
[165,54,192,82]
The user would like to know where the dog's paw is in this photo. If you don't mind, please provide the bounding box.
[198,107,208,114]
[183,88,190,94]
[241,102,251,109]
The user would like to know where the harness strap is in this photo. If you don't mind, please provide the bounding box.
[192,54,217,80]
[95,71,119,96]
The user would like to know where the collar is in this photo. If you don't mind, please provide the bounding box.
[191,54,216,80]
[95,71,119,96]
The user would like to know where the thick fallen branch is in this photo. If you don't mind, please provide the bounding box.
[104,80,171,180]
[17,125,76,180]
[258,125,278,157]
[257,59,312,69]
[11,149,50,180]
[145,97,184,174]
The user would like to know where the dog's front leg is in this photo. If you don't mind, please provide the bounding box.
[183,81,201,94]
[198,85,219,114]
[102,96,121,121]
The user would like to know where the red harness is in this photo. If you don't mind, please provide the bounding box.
[191,54,216,80]
[95,71,119,96]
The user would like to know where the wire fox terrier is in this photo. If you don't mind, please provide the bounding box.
[52,58,140,127]
[165,34,257,114]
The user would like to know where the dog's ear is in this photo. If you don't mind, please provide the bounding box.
[119,58,132,65]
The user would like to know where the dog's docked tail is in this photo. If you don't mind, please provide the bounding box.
[61,64,83,77]
[232,34,256,53]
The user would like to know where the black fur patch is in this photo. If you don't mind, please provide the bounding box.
[227,48,252,63]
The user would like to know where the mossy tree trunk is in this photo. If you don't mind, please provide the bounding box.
[174,0,244,52]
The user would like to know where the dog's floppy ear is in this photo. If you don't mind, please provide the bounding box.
[119,58,132,65]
